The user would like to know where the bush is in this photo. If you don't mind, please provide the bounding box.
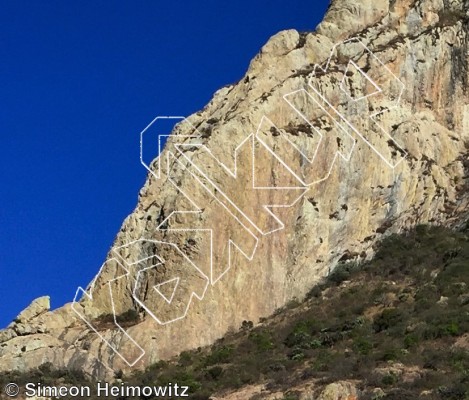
[379,347,400,362]
[437,385,467,400]
[288,347,305,361]
[240,320,254,331]
[116,309,139,323]
[249,330,274,351]
[284,330,312,349]
[206,366,223,380]
[382,373,398,386]
[403,333,419,348]
[97,309,140,326]
[354,337,373,355]
[0,363,90,388]
[204,345,234,366]
[373,308,404,333]
[328,261,362,285]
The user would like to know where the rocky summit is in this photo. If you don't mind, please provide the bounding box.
[1,0,468,382]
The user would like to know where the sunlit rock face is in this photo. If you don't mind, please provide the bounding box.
[1,0,468,379]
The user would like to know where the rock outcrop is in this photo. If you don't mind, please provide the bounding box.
[1,0,469,379]
[0,296,50,341]
[208,380,359,400]
[316,381,359,400]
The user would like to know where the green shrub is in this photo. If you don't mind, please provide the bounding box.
[328,261,361,285]
[445,322,460,336]
[249,330,274,351]
[284,319,321,349]
[403,333,419,348]
[206,366,223,380]
[414,285,440,312]
[204,345,234,366]
[354,337,373,355]
[173,370,202,391]
[380,347,400,362]
[284,330,312,349]
[97,309,139,325]
[373,308,403,333]
[178,350,193,367]
[290,348,305,361]
[382,373,398,386]
[437,385,467,400]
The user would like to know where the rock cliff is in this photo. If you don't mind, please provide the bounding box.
[1,0,468,379]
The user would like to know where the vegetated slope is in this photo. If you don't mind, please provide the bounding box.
[125,224,469,400]
[4,223,468,400]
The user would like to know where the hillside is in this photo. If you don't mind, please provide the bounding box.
[2,223,469,399]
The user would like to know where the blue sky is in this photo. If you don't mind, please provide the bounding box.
[0,0,330,328]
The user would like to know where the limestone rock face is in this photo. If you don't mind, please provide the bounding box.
[15,296,50,324]
[1,0,469,379]
[0,296,50,341]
